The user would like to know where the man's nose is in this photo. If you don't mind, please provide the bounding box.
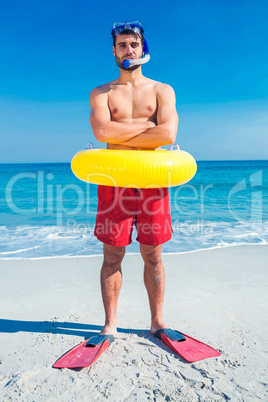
[125,45,134,53]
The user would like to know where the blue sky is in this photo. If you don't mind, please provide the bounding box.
[0,0,267,163]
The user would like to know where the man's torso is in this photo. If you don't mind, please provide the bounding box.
[101,77,161,150]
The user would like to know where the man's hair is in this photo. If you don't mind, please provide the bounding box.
[113,29,144,47]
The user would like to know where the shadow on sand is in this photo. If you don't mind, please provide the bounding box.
[0,319,188,368]
[0,318,147,339]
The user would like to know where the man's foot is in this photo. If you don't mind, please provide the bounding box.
[99,323,118,337]
[150,321,168,335]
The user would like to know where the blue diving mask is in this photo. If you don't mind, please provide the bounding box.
[111,21,150,68]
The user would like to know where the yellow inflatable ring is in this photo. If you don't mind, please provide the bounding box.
[71,147,197,188]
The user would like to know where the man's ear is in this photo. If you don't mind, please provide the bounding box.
[112,46,116,56]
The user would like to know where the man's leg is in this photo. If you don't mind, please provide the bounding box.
[100,243,125,336]
[140,244,168,334]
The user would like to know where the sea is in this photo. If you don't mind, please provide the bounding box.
[0,160,267,259]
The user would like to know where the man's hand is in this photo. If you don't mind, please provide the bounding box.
[147,121,156,128]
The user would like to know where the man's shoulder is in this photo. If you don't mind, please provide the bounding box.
[147,80,176,104]
[155,81,174,92]
[90,83,110,97]
[144,78,174,93]
[90,80,118,98]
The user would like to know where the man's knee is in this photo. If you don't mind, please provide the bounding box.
[140,244,162,268]
[103,244,125,270]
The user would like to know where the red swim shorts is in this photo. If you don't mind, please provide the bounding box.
[94,185,172,247]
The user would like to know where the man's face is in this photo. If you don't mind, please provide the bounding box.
[113,34,143,70]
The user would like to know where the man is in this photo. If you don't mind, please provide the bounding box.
[90,21,178,337]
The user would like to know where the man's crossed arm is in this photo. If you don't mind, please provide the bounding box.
[90,84,178,148]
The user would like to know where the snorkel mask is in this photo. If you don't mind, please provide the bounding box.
[111,21,150,68]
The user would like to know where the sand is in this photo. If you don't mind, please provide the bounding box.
[0,245,267,401]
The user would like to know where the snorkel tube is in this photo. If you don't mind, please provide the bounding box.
[122,39,150,68]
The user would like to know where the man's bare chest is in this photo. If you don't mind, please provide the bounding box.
[108,87,157,121]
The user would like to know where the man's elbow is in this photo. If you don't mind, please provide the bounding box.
[167,115,179,144]
[92,128,106,143]
[166,129,177,145]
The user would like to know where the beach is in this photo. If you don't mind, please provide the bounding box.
[0,245,267,401]
[1,1,268,399]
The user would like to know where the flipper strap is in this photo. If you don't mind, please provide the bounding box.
[155,328,186,342]
[85,335,114,347]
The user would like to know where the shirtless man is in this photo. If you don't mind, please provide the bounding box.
[89,21,178,337]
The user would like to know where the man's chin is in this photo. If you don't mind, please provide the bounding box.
[115,55,141,71]
[120,64,140,71]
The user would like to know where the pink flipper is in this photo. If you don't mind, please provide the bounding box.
[155,329,221,363]
[53,335,114,369]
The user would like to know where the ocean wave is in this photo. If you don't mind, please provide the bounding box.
[0,246,38,255]
[0,220,267,259]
